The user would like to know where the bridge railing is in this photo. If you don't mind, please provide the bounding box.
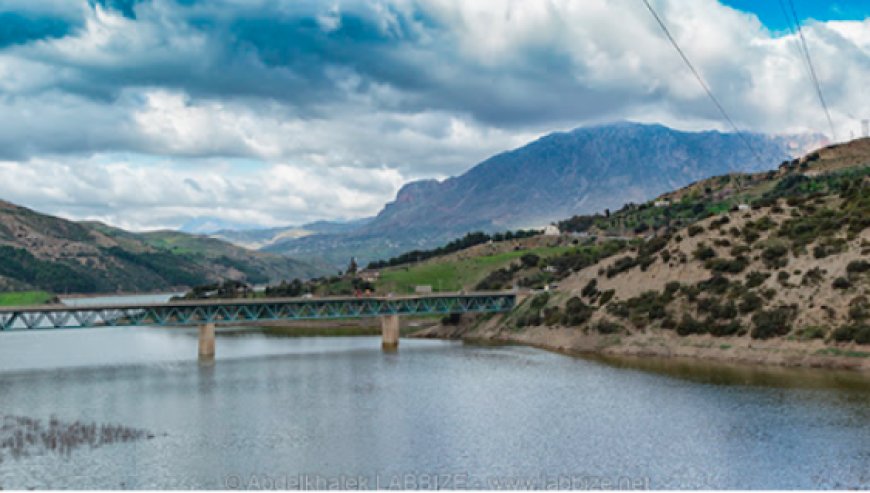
[0,293,516,331]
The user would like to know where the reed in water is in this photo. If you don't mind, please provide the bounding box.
[0,414,156,461]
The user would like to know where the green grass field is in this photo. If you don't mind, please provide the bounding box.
[0,291,55,306]
[377,245,578,294]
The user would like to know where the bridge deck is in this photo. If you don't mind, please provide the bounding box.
[0,292,517,331]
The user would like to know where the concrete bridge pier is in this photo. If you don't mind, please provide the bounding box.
[381,314,400,351]
[199,323,215,361]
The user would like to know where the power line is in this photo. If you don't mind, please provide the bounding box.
[640,0,766,164]
[783,0,837,141]
[776,0,813,81]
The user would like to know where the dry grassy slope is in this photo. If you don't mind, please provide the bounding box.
[561,205,869,331]
[543,138,870,346]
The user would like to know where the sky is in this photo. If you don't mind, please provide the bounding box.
[0,0,867,232]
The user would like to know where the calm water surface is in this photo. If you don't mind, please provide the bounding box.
[0,296,868,489]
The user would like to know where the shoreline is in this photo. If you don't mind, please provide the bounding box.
[410,315,870,373]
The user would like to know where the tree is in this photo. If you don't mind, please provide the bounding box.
[346,257,358,277]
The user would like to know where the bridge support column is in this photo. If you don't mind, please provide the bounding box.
[199,323,215,361]
[381,315,400,351]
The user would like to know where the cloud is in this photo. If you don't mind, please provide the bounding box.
[0,0,867,229]
[0,155,406,230]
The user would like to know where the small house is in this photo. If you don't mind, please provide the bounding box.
[543,225,561,236]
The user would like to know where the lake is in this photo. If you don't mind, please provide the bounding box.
[0,297,868,489]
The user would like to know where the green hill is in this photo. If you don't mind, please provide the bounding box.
[0,201,325,296]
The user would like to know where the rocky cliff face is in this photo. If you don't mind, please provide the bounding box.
[365,122,822,233]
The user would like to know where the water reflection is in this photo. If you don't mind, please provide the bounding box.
[584,352,870,391]
[0,323,867,489]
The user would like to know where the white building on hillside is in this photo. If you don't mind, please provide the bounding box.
[543,225,560,236]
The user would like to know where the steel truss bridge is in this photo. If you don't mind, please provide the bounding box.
[0,293,516,332]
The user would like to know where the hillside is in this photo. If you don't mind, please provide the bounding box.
[263,122,822,267]
[416,138,870,369]
[0,201,322,295]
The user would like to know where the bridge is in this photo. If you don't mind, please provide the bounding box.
[0,292,516,358]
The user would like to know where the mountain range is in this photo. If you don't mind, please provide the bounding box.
[0,121,826,295]
[233,122,823,267]
[211,218,372,250]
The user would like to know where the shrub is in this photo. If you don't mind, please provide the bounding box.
[755,216,777,231]
[739,292,763,313]
[606,301,630,318]
[846,260,870,275]
[697,275,731,295]
[638,255,657,271]
[639,235,669,257]
[830,325,851,342]
[687,225,704,237]
[761,243,789,269]
[832,277,852,290]
[848,296,869,321]
[709,320,742,337]
[796,326,826,341]
[441,313,462,325]
[581,279,598,298]
[745,271,770,288]
[677,315,706,336]
[813,238,847,259]
[680,284,701,301]
[543,306,563,326]
[710,216,731,229]
[598,289,616,305]
[606,256,637,278]
[520,253,541,268]
[664,281,682,296]
[594,321,623,334]
[751,306,796,339]
[529,292,550,311]
[563,297,594,326]
[705,257,749,274]
[742,228,760,244]
[730,245,751,257]
[475,267,516,290]
[693,244,717,261]
[801,267,825,286]
[710,300,738,320]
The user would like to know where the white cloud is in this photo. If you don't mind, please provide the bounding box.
[0,0,866,230]
[0,155,406,230]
